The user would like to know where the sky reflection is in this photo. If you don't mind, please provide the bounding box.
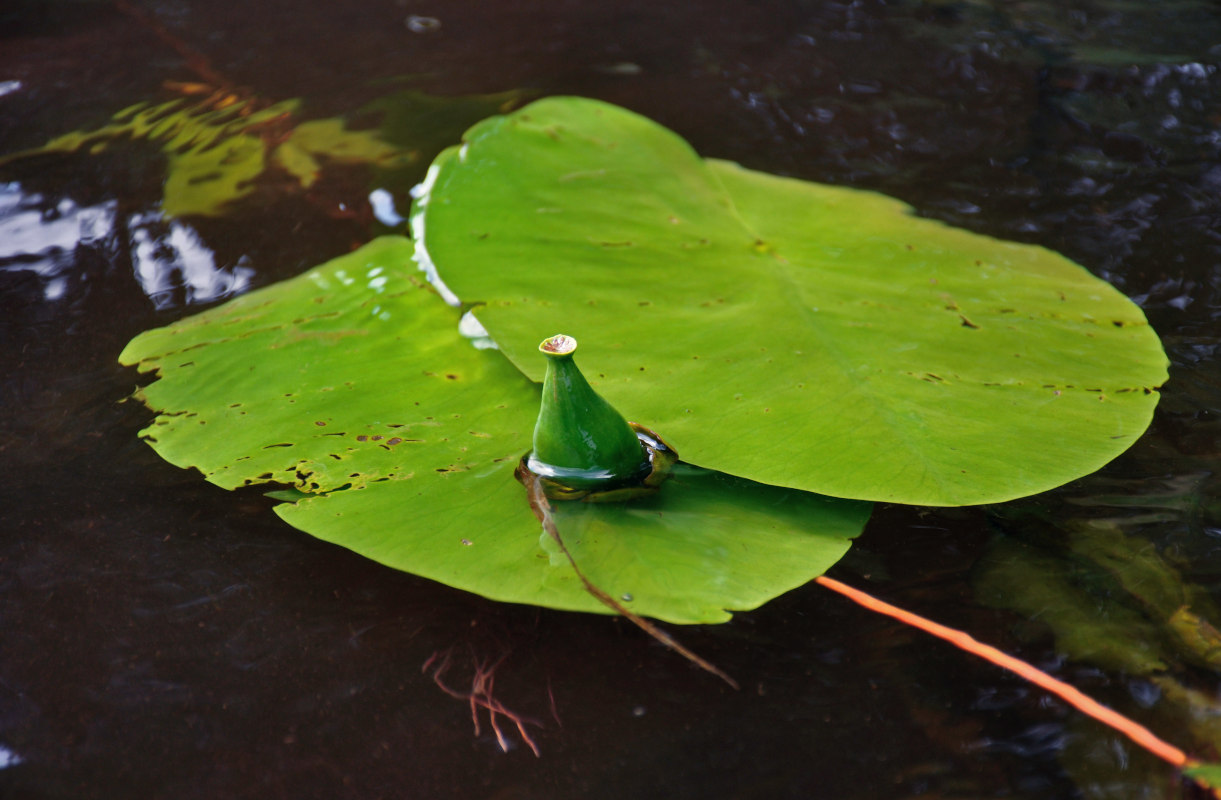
[0,181,252,309]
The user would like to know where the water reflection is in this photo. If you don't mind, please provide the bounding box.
[0,182,114,301]
[0,181,252,309]
[409,164,462,306]
[0,744,22,769]
[129,212,253,309]
[459,310,498,350]
[368,187,405,226]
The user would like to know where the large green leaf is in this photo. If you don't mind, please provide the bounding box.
[412,97,1168,506]
[119,237,869,624]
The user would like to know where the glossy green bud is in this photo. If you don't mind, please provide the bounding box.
[528,334,648,489]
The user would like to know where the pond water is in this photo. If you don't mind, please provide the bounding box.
[2,1,1220,798]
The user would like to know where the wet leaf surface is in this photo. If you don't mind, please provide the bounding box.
[414,97,1169,506]
[120,236,870,624]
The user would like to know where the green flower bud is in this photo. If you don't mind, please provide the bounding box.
[528,334,648,489]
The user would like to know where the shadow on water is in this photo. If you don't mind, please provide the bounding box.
[1,1,1219,798]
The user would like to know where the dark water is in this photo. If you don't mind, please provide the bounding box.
[2,1,1220,798]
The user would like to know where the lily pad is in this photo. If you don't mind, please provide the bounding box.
[119,237,870,624]
[412,97,1168,506]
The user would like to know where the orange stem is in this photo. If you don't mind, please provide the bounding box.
[814,575,1191,768]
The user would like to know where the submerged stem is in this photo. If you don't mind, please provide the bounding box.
[814,576,1196,772]
[518,465,738,690]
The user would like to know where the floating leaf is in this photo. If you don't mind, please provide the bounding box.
[412,97,1168,505]
[119,237,870,624]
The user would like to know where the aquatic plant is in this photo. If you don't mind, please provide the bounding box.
[527,333,652,492]
[113,96,1221,787]
[411,97,1168,506]
[118,95,1168,622]
[118,236,868,625]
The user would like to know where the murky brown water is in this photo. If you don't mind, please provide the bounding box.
[2,2,1219,798]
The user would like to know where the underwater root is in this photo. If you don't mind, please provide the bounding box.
[422,647,544,757]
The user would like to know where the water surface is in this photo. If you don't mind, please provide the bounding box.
[2,2,1220,798]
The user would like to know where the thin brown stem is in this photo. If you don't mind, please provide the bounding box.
[521,470,739,690]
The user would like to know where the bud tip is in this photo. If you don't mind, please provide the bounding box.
[539,334,577,356]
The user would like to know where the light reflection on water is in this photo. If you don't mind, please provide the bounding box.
[129,213,254,309]
[0,181,252,309]
[0,744,21,770]
[0,182,114,301]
